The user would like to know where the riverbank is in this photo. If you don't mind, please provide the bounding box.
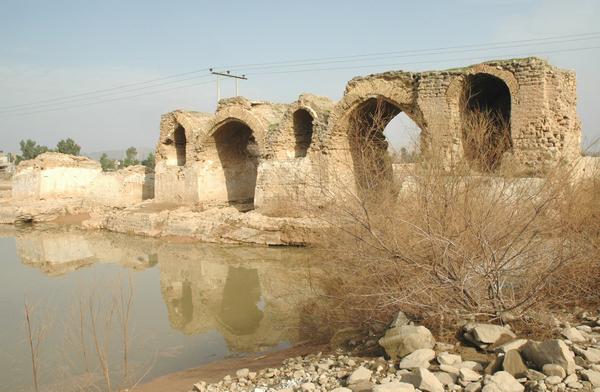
[169,311,600,392]
[0,196,327,245]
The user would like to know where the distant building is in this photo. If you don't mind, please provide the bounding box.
[0,151,15,174]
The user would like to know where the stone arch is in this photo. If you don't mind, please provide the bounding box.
[207,106,266,152]
[293,108,315,158]
[460,72,513,171]
[325,77,425,148]
[158,113,196,167]
[208,118,261,206]
[326,78,425,192]
[173,125,187,166]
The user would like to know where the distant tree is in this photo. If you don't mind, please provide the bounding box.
[121,147,139,168]
[56,138,81,156]
[99,153,116,171]
[15,139,49,164]
[141,152,155,169]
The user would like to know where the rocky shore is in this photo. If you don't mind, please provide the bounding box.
[188,312,600,392]
[0,197,326,245]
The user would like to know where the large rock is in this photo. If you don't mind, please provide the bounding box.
[502,350,528,378]
[521,339,576,375]
[379,325,436,359]
[482,371,524,392]
[463,323,516,347]
[561,327,586,343]
[401,368,444,392]
[581,369,600,386]
[399,349,435,369]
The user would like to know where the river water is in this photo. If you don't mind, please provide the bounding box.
[0,226,320,392]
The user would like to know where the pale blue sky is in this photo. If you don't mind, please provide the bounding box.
[1,0,599,154]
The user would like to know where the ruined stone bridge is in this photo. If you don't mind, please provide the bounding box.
[155,57,581,208]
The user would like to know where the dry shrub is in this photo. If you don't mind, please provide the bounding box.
[309,100,600,340]
[462,107,512,173]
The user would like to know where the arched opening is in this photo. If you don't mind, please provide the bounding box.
[174,125,187,166]
[462,73,512,171]
[293,109,314,157]
[213,120,259,207]
[348,97,421,194]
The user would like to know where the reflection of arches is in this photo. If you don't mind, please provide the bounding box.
[169,280,193,329]
[293,109,314,158]
[218,267,263,335]
[462,73,512,171]
[174,125,187,166]
[212,120,260,205]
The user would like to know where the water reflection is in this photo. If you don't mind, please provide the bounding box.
[12,227,317,354]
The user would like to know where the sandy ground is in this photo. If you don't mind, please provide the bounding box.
[136,343,329,392]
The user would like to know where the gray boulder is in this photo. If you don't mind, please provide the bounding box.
[379,325,436,359]
[401,368,444,392]
[482,371,524,392]
[521,339,576,375]
[463,323,516,348]
[399,349,435,369]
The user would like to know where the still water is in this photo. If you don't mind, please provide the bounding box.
[0,226,320,392]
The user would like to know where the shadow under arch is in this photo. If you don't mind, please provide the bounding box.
[293,108,314,158]
[211,119,260,207]
[462,72,512,171]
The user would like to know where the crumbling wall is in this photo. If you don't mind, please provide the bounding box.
[155,110,213,203]
[12,152,102,200]
[88,165,154,207]
[12,153,154,206]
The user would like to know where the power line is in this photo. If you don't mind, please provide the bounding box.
[0,79,215,117]
[2,41,600,117]
[2,31,599,111]
[245,45,600,76]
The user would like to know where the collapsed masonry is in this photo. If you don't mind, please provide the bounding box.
[155,57,582,209]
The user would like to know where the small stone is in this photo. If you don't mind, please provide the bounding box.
[348,380,373,392]
[348,366,373,385]
[434,371,456,386]
[542,364,566,378]
[525,369,546,381]
[562,327,587,343]
[402,367,444,392]
[331,389,353,392]
[564,373,577,384]
[372,381,415,392]
[236,368,250,379]
[545,375,562,385]
[581,347,600,363]
[437,352,462,366]
[399,348,435,369]
[459,361,484,372]
[495,339,528,353]
[460,367,482,382]
[464,382,482,392]
[301,382,316,391]
[440,364,460,375]
[482,371,524,392]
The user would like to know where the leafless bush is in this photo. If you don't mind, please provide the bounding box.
[308,99,599,339]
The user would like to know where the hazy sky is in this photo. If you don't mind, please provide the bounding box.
[1,0,599,154]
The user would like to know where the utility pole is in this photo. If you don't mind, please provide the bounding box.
[209,69,247,102]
